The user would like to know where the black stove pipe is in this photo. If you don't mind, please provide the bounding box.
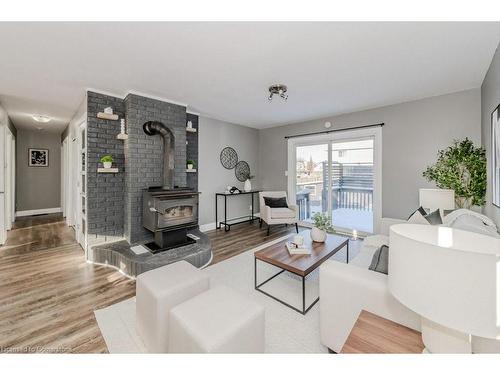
[143,121,175,190]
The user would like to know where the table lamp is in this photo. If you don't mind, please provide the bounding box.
[388,224,500,353]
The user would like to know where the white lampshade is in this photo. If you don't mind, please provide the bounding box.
[388,224,500,340]
[419,188,455,211]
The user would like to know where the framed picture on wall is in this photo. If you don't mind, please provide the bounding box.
[492,104,500,207]
[29,148,49,167]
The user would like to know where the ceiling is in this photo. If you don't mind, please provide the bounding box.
[0,22,499,133]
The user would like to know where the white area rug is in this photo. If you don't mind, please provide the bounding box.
[94,233,350,353]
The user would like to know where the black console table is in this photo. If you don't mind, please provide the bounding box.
[215,190,261,231]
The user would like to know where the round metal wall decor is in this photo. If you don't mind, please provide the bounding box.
[220,147,238,169]
[235,161,250,182]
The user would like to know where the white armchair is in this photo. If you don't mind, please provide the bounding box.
[259,191,299,235]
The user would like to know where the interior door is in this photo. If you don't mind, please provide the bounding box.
[5,131,12,230]
[11,135,15,225]
[0,125,5,244]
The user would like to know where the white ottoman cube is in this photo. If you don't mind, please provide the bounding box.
[169,286,265,353]
[136,261,209,353]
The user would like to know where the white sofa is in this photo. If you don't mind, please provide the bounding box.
[319,217,420,353]
[319,215,500,353]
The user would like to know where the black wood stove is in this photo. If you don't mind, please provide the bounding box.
[142,187,200,253]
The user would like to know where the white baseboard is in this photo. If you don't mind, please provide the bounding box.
[199,213,260,233]
[199,222,217,232]
[16,207,62,217]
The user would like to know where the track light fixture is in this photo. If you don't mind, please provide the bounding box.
[268,84,288,102]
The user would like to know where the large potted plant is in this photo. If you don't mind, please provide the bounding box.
[422,138,486,208]
[311,212,334,242]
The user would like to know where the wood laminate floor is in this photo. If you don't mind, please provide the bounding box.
[0,216,299,353]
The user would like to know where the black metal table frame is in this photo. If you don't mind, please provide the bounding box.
[254,240,349,315]
[215,191,260,231]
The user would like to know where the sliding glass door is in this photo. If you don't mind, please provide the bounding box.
[330,138,374,233]
[288,127,381,235]
[295,143,329,220]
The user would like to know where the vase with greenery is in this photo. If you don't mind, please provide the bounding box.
[241,171,255,192]
[187,159,196,170]
[311,212,334,242]
[100,155,114,169]
[422,138,486,209]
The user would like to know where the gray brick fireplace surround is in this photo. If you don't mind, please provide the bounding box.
[124,94,187,243]
[86,91,199,246]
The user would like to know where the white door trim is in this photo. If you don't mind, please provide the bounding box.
[0,124,5,244]
[76,121,87,252]
[5,130,12,230]
[11,135,15,225]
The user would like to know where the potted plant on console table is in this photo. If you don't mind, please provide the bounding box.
[100,155,114,169]
[311,212,334,242]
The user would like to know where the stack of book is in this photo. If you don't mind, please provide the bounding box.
[285,241,311,255]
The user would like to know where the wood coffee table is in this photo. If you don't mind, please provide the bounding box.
[254,230,349,315]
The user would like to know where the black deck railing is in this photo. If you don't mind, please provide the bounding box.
[296,162,373,220]
[324,162,373,211]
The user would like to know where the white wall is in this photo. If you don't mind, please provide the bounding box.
[0,104,10,243]
[198,116,259,229]
[481,42,500,226]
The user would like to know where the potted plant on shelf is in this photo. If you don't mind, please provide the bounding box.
[423,138,486,208]
[311,212,334,242]
[241,171,255,192]
[100,155,114,169]
[187,160,196,170]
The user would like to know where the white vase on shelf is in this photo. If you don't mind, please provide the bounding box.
[244,179,252,192]
[103,162,112,169]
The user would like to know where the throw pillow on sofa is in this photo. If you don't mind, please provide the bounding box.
[368,245,389,275]
[263,197,288,208]
[407,207,430,225]
[407,206,442,225]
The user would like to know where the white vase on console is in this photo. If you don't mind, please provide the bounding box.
[244,179,252,192]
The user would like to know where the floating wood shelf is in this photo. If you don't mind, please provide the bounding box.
[98,168,119,173]
[186,169,197,173]
[186,127,197,133]
[97,112,119,120]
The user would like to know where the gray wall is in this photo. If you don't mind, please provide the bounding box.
[259,89,481,220]
[198,116,260,226]
[481,43,500,226]
[16,129,61,211]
